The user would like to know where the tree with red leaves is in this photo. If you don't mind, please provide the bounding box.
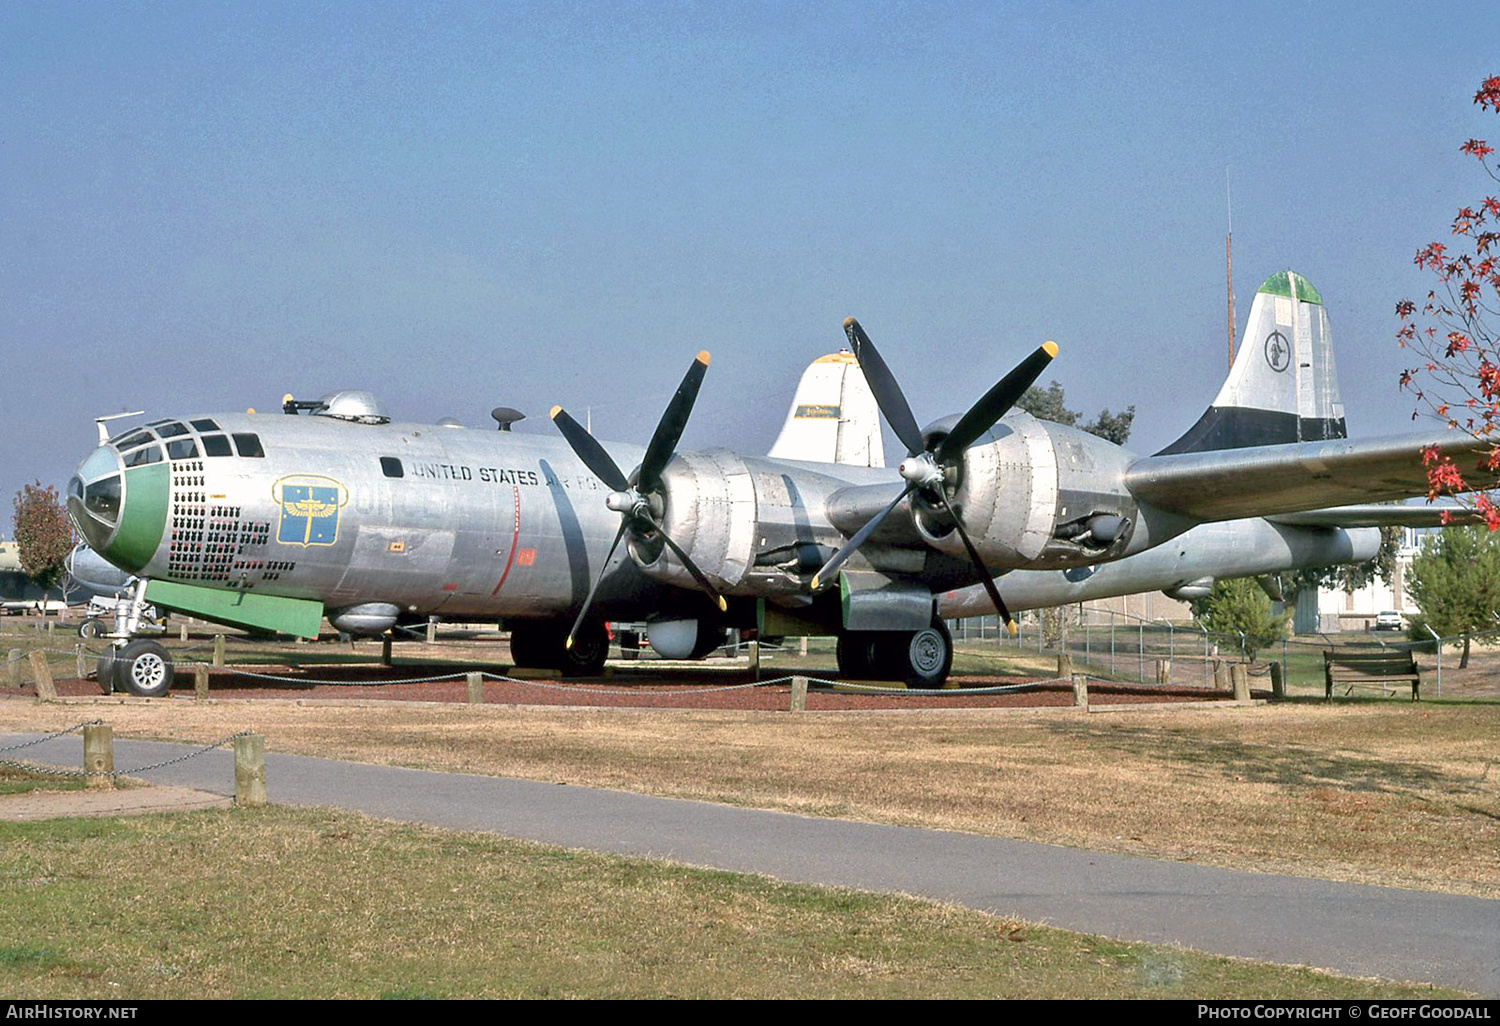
[1400,75,1500,528]
[11,482,75,592]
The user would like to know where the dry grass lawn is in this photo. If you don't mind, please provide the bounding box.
[2,696,1495,898]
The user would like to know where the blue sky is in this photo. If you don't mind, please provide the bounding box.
[3,1,1498,510]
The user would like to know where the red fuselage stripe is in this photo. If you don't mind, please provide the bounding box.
[489,485,522,597]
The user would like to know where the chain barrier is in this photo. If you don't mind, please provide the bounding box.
[0,727,250,781]
[807,675,1046,696]
[0,720,101,753]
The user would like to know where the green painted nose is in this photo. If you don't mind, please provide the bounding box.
[67,446,168,575]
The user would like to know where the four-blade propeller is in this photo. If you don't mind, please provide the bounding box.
[550,351,727,651]
[552,325,1058,643]
[811,318,1058,631]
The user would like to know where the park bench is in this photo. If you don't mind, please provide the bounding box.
[1323,647,1421,701]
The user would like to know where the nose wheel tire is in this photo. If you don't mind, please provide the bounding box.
[105,640,176,698]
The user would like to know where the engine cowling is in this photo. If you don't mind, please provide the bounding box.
[916,411,1139,571]
[628,449,757,593]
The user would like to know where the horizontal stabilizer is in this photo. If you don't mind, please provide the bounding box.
[1126,431,1492,523]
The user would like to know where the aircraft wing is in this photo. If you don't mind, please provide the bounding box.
[1124,431,1492,522]
[1266,503,1483,528]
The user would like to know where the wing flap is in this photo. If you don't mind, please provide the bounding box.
[1125,431,1490,522]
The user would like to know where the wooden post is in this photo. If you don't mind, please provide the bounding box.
[83,723,113,790]
[7,648,20,688]
[381,633,393,666]
[799,637,808,656]
[1071,673,1089,710]
[466,671,484,705]
[748,639,760,681]
[28,650,55,701]
[1056,653,1072,678]
[789,675,808,712]
[1155,658,1172,684]
[75,643,87,680]
[1269,662,1285,701]
[194,664,210,700]
[1214,661,1230,692]
[212,634,226,667]
[426,618,437,644]
[1231,664,1250,702]
[179,621,188,642]
[234,734,267,807]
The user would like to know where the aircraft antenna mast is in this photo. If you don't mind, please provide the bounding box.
[1226,169,1235,372]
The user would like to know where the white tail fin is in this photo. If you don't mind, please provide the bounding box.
[1158,270,1346,454]
[767,351,885,466]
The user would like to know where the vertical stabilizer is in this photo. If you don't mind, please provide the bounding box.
[1158,270,1346,454]
[767,351,885,466]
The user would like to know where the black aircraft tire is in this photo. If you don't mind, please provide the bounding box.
[836,632,878,679]
[95,651,120,694]
[558,621,609,677]
[116,639,175,698]
[78,618,108,640]
[902,620,953,690]
[507,622,548,670]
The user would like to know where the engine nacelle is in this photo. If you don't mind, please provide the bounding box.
[918,412,1140,571]
[629,449,758,593]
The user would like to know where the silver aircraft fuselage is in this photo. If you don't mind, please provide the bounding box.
[67,409,903,628]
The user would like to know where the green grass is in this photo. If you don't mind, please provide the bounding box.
[0,766,85,796]
[0,806,1463,1000]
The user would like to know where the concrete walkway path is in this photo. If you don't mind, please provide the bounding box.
[6,732,1496,995]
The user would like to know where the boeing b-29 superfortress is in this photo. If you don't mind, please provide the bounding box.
[68,271,1482,695]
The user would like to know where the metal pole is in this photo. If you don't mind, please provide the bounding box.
[1425,624,1442,697]
[1110,612,1116,676]
[1203,627,1210,688]
[1138,622,1144,683]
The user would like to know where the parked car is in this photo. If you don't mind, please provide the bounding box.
[1374,610,1404,631]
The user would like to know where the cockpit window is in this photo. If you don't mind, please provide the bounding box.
[155,422,189,439]
[166,438,198,460]
[113,429,155,451]
[232,433,265,458]
[190,418,221,432]
[201,434,233,457]
[123,445,162,467]
[380,457,404,478]
[84,475,121,523]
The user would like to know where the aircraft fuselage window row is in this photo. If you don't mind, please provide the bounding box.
[108,423,265,460]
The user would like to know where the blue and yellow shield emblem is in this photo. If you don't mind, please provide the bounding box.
[273,476,347,547]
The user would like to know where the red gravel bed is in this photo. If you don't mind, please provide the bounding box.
[18,663,1248,710]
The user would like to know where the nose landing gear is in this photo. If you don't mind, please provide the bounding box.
[97,639,176,698]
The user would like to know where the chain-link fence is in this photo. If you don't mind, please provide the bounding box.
[949,610,1500,699]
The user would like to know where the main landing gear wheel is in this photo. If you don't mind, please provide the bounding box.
[78,618,108,640]
[559,620,609,676]
[508,620,608,677]
[836,633,878,679]
[899,620,953,690]
[840,621,953,689]
[111,639,176,698]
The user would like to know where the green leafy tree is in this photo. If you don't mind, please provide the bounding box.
[1188,577,1290,662]
[11,482,75,592]
[1016,381,1135,445]
[1405,525,1500,667]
